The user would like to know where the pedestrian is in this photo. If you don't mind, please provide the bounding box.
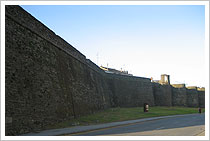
[198,107,202,114]
[145,104,149,112]
[143,103,149,112]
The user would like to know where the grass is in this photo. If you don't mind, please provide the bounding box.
[45,106,204,130]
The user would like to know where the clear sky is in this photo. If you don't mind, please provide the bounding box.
[21,5,205,87]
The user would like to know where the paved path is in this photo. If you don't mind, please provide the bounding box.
[22,113,204,136]
[66,114,205,136]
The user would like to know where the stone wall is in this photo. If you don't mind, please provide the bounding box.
[106,74,155,107]
[5,5,112,135]
[5,5,205,136]
[172,85,187,106]
[152,83,172,106]
[198,90,205,108]
[5,5,155,135]
[186,88,199,107]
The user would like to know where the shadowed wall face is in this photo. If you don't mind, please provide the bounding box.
[5,5,111,135]
[152,83,172,106]
[198,91,205,108]
[186,89,199,107]
[5,5,155,135]
[172,87,187,107]
[106,74,155,107]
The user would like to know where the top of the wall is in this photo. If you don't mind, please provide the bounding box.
[86,59,105,73]
[152,82,171,87]
[6,5,154,78]
[171,84,186,88]
[105,72,150,82]
[186,86,197,90]
[5,5,109,74]
[5,5,106,75]
[197,87,205,91]
[6,6,87,62]
[186,86,205,91]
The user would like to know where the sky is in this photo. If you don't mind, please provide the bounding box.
[21,5,205,87]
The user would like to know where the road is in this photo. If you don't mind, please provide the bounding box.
[68,114,205,136]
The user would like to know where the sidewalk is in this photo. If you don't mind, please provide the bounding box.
[21,113,201,136]
[196,131,205,136]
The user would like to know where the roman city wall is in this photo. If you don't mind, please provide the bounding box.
[5,6,205,135]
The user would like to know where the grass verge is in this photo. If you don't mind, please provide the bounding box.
[46,106,204,130]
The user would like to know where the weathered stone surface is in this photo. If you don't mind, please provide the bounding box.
[106,74,155,107]
[5,5,111,135]
[152,83,172,106]
[198,90,205,108]
[186,88,199,107]
[172,87,187,107]
[5,117,12,124]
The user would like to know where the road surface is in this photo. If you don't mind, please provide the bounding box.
[68,114,205,136]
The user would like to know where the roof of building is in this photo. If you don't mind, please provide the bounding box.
[100,66,132,76]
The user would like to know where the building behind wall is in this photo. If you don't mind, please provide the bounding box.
[152,74,170,85]
[160,74,170,85]
[100,66,133,76]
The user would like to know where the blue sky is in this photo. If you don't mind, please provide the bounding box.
[21,5,205,87]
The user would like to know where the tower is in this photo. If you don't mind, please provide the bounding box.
[160,74,170,85]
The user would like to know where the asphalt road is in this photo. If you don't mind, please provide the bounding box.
[69,114,205,136]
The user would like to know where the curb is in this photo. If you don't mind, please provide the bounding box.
[21,113,203,136]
